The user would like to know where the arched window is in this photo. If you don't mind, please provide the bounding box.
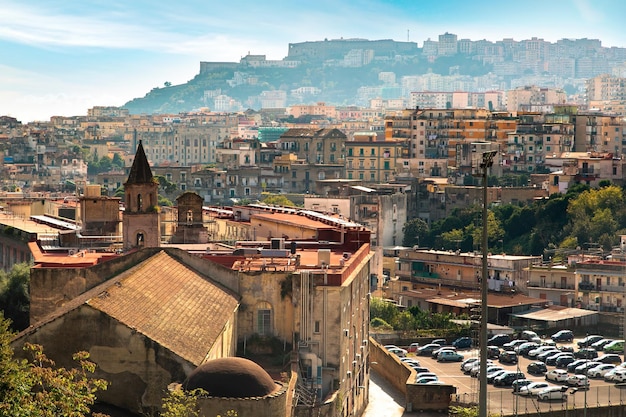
[256,301,273,335]
[186,210,193,224]
[136,232,144,247]
[137,193,143,211]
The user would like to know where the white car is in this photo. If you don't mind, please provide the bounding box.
[464,359,492,373]
[545,369,569,382]
[566,374,589,387]
[387,347,407,358]
[611,370,626,383]
[518,381,551,396]
[461,358,479,371]
[529,346,558,358]
[472,365,503,378]
[537,386,568,401]
[587,364,616,378]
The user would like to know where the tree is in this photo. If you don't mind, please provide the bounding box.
[402,218,428,247]
[261,194,296,207]
[0,314,108,416]
[0,262,31,331]
[161,388,202,417]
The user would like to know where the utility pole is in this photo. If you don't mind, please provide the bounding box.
[479,150,497,417]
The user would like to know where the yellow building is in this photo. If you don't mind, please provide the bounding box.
[345,137,407,182]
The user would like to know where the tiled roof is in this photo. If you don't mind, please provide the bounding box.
[81,250,239,365]
[125,140,153,184]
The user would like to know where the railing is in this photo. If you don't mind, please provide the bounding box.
[454,383,626,417]
[527,282,575,290]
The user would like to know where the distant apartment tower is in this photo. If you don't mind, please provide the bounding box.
[586,74,626,102]
[506,86,567,112]
[438,32,458,56]
[87,106,129,118]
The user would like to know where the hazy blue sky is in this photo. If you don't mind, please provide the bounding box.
[2,0,625,122]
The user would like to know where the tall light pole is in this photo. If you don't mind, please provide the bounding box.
[479,150,497,417]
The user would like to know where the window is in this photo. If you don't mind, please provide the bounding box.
[314,321,320,333]
[348,148,353,156]
[370,148,376,156]
[359,148,364,156]
[256,302,272,335]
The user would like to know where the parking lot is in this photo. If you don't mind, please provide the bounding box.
[399,337,626,415]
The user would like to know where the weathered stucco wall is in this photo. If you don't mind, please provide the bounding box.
[196,382,287,417]
[12,305,198,414]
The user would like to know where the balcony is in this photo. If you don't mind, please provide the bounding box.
[527,281,575,290]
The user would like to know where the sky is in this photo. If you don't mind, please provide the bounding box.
[1,0,625,123]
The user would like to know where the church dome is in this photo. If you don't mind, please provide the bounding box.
[183,357,277,398]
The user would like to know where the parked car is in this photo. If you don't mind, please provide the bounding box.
[545,369,569,382]
[604,340,625,353]
[566,374,589,387]
[431,346,456,359]
[472,365,503,378]
[518,381,550,396]
[546,352,574,366]
[487,369,508,384]
[410,366,431,374]
[587,364,616,378]
[551,330,574,342]
[416,372,438,380]
[575,348,598,359]
[528,345,558,358]
[503,339,526,350]
[416,343,441,356]
[431,338,447,345]
[592,339,614,350]
[536,348,560,362]
[577,335,603,348]
[511,379,533,393]
[400,357,420,366]
[452,337,472,349]
[558,346,575,353]
[521,330,541,342]
[487,334,511,347]
[567,359,589,373]
[609,370,626,383]
[407,342,420,353]
[494,371,525,387]
[556,355,577,368]
[597,354,623,364]
[461,358,479,372]
[487,346,500,359]
[537,386,568,401]
[516,342,540,356]
[575,361,602,374]
[527,361,548,375]
[437,350,464,362]
[386,347,407,358]
[416,376,439,384]
[499,350,518,364]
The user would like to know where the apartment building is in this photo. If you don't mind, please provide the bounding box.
[345,136,407,183]
[526,263,577,307]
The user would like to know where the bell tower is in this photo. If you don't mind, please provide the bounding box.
[122,140,160,250]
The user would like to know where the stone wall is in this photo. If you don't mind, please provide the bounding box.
[196,382,287,417]
[369,337,455,411]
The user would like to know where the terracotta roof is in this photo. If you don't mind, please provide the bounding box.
[125,140,153,184]
[86,250,239,365]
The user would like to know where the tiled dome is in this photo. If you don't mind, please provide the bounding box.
[183,357,277,398]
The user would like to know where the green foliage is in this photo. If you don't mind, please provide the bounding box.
[0,262,31,331]
[161,388,204,417]
[261,194,295,207]
[370,317,393,330]
[0,314,108,416]
[450,405,478,417]
[154,175,178,195]
[370,298,460,332]
[402,218,428,247]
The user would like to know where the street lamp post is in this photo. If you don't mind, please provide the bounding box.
[479,151,497,417]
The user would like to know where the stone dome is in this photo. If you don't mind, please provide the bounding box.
[183,357,277,398]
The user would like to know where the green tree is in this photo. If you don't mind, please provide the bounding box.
[369,297,399,326]
[0,314,108,416]
[261,194,296,207]
[0,262,31,331]
[112,153,125,170]
[402,218,428,247]
[161,387,203,417]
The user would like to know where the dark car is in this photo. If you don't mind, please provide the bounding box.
[567,359,589,373]
[494,371,525,387]
[452,337,472,349]
[597,354,623,364]
[577,335,603,348]
[499,350,518,364]
[551,330,574,342]
[517,342,540,356]
[591,339,614,350]
[575,348,598,359]
[487,346,500,359]
[487,334,511,347]
[527,361,548,375]
[416,343,441,356]
[556,355,577,368]
[546,352,573,366]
